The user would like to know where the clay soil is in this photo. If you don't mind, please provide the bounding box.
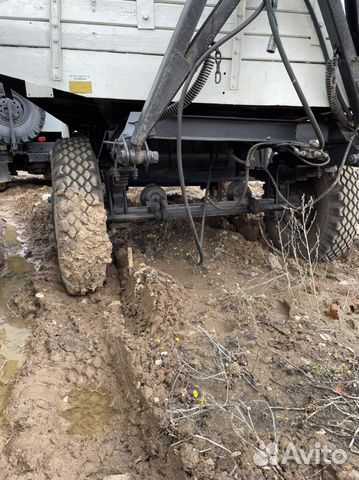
[0,181,358,480]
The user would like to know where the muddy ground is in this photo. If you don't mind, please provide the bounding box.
[0,181,358,480]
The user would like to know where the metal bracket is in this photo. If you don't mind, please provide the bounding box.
[25,82,54,98]
[112,137,159,166]
[107,113,159,166]
[50,0,62,81]
[230,0,246,90]
[137,0,155,30]
[6,99,18,151]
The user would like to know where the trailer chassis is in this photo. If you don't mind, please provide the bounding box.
[106,0,359,165]
[100,0,359,226]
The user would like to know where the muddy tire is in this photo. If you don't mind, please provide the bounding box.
[51,137,112,295]
[265,167,359,261]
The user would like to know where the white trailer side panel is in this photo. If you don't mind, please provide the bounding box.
[0,0,329,107]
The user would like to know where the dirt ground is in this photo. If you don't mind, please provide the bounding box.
[0,181,358,480]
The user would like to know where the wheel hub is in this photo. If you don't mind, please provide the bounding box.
[0,97,26,126]
[140,184,168,207]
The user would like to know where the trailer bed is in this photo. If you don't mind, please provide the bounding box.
[0,0,330,107]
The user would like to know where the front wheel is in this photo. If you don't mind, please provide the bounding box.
[265,167,359,261]
[51,137,112,295]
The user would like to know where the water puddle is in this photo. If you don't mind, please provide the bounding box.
[0,223,35,414]
[62,388,114,435]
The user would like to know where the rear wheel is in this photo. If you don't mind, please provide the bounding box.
[265,167,359,261]
[0,90,45,144]
[51,137,112,295]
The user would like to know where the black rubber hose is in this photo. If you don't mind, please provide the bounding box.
[162,58,215,119]
[311,127,359,205]
[265,0,325,150]
[264,128,359,208]
[176,2,266,264]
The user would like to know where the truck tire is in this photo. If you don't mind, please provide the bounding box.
[51,137,112,295]
[0,90,46,144]
[265,167,359,261]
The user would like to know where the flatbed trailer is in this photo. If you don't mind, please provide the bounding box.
[0,0,358,295]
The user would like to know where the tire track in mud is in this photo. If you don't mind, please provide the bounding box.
[0,185,185,480]
[1,184,359,480]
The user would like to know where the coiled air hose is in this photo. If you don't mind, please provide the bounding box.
[326,56,351,129]
[161,57,215,119]
[303,0,353,127]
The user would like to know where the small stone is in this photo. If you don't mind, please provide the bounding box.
[231,451,242,458]
[320,333,331,342]
[108,300,122,307]
[329,303,340,319]
[153,397,160,403]
[35,292,44,299]
[155,359,162,366]
[267,253,282,270]
[142,385,153,400]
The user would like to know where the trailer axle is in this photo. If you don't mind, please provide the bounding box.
[108,198,281,223]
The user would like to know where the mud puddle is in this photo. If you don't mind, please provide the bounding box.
[0,223,34,414]
[62,387,115,436]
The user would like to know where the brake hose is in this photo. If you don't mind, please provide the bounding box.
[176,1,266,264]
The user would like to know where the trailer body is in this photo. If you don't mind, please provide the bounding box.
[1,0,332,112]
